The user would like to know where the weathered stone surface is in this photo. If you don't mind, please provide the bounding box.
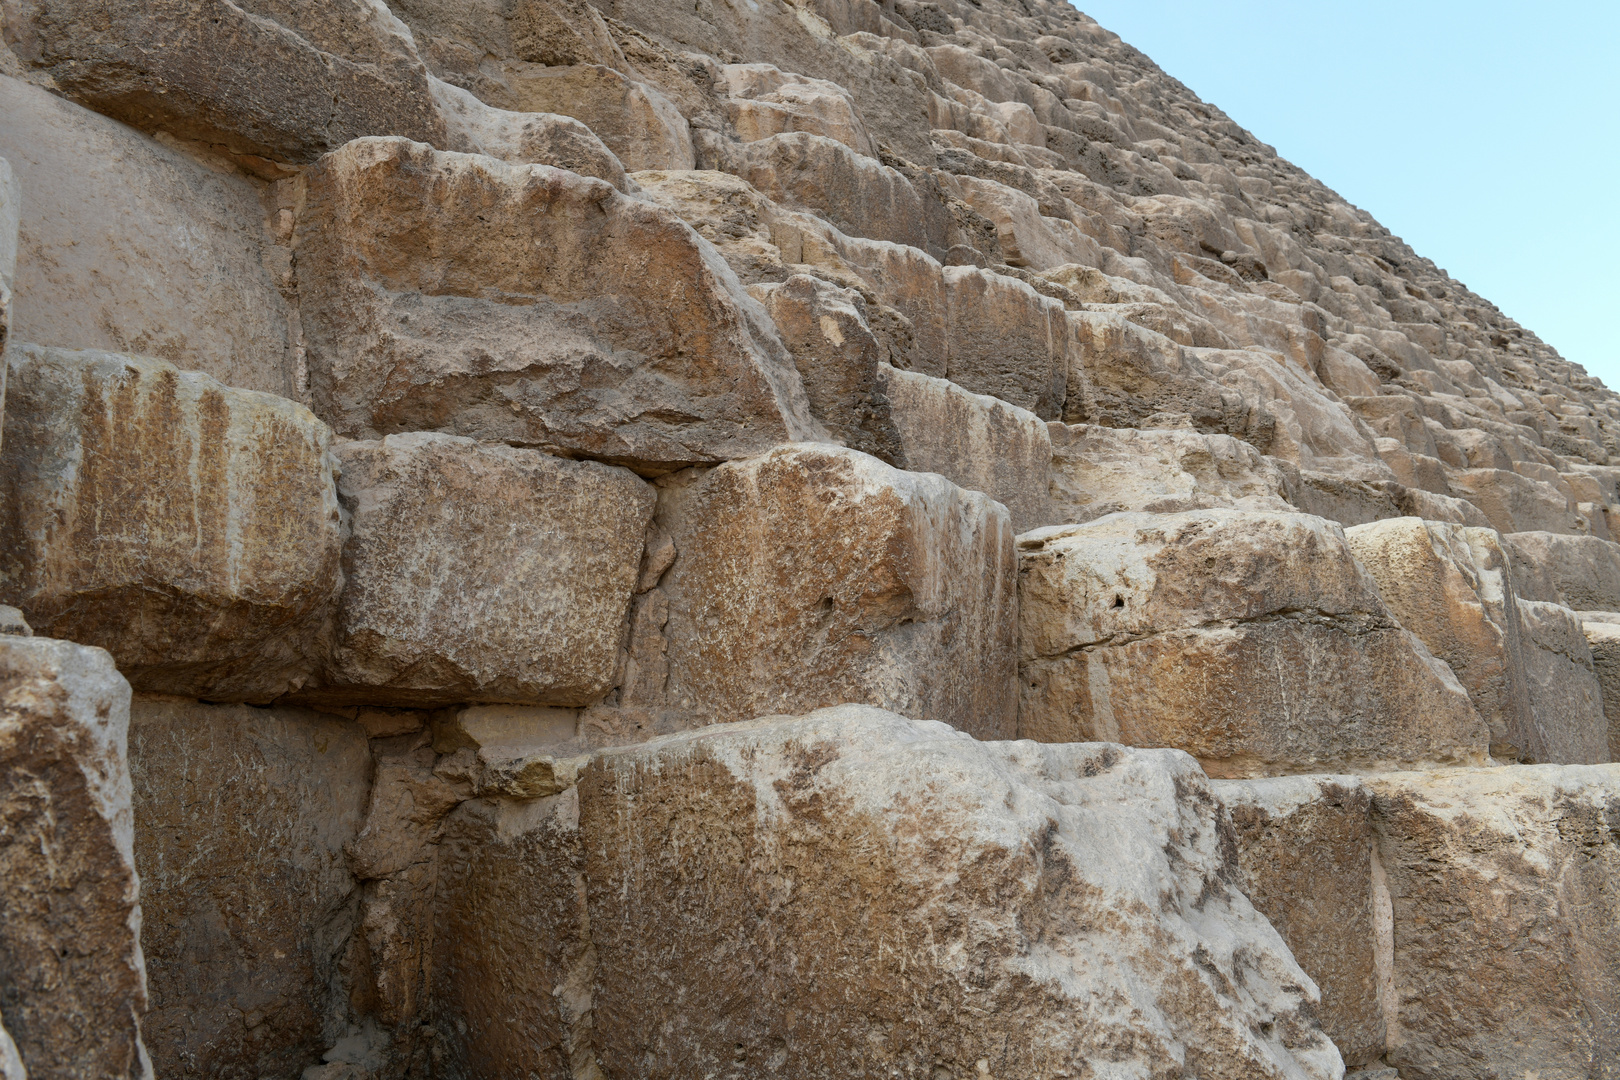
[1345,518,1536,760]
[748,274,903,463]
[436,707,1343,1079]
[4,0,445,164]
[128,698,372,1080]
[429,76,628,189]
[316,432,654,708]
[721,63,874,157]
[1584,619,1620,762]
[1216,775,1384,1066]
[0,1022,22,1080]
[1514,599,1609,764]
[0,153,15,363]
[0,344,343,701]
[294,137,820,474]
[1505,530,1620,611]
[880,362,1053,532]
[0,76,294,395]
[634,444,1017,739]
[0,636,146,1080]
[1047,420,1291,524]
[502,62,695,171]
[1445,467,1585,535]
[1369,765,1620,1077]
[942,266,1069,418]
[1018,510,1488,776]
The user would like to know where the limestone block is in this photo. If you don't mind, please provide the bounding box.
[0,154,15,362]
[880,363,1053,533]
[436,707,1343,1079]
[320,433,655,708]
[4,0,444,163]
[503,63,694,171]
[942,266,1068,418]
[1046,421,1291,525]
[0,76,294,395]
[1504,530,1620,611]
[0,345,343,701]
[1344,518,1535,759]
[1515,599,1609,764]
[0,636,146,1079]
[641,444,1017,739]
[129,699,372,1080]
[1445,467,1583,535]
[1584,620,1620,761]
[721,64,875,157]
[1217,775,1383,1067]
[748,274,903,463]
[1369,765,1620,1076]
[429,77,628,189]
[295,137,819,474]
[1018,510,1488,776]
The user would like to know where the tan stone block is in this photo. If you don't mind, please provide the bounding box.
[1446,467,1582,535]
[437,707,1342,1079]
[942,266,1068,417]
[1018,510,1487,776]
[0,76,295,396]
[5,0,444,163]
[1505,530,1620,610]
[1046,421,1291,524]
[0,344,343,701]
[721,64,875,157]
[295,137,820,474]
[880,363,1053,532]
[129,699,372,1080]
[1217,775,1384,1067]
[1369,765,1620,1076]
[1514,599,1609,764]
[320,433,655,708]
[429,77,628,189]
[1583,619,1620,762]
[641,444,1017,738]
[503,62,695,171]
[1,636,146,1079]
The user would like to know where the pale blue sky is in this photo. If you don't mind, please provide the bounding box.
[1071,1,1620,390]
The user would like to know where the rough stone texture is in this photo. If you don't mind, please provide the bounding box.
[1585,619,1620,762]
[1505,530,1620,611]
[0,635,147,1080]
[436,707,1344,1080]
[1047,420,1292,525]
[0,153,15,364]
[3,0,446,164]
[429,76,628,188]
[1369,765,1620,1078]
[294,137,821,474]
[128,699,372,1080]
[500,62,695,171]
[1514,598,1610,765]
[0,76,294,396]
[317,432,655,708]
[880,362,1053,532]
[1018,510,1488,776]
[749,274,904,464]
[0,344,343,701]
[1345,517,1536,761]
[1216,775,1383,1067]
[635,444,1018,739]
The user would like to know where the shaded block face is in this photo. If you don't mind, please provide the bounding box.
[1216,776,1384,1067]
[1505,530,1620,611]
[4,0,446,163]
[1514,599,1609,765]
[1584,620,1620,761]
[0,345,343,701]
[647,444,1017,739]
[129,700,372,1080]
[1369,765,1620,1078]
[323,433,655,708]
[294,137,817,475]
[435,708,1342,1080]
[1018,510,1487,776]
[0,636,146,1080]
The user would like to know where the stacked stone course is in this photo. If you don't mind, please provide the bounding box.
[3,1,1619,1077]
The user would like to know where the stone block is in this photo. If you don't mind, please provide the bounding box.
[942,266,1069,418]
[1369,765,1620,1076]
[1216,775,1384,1067]
[129,699,372,1080]
[0,345,343,701]
[0,636,147,1079]
[502,63,695,171]
[1504,530,1620,611]
[1018,510,1488,776]
[1583,619,1620,762]
[0,153,15,362]
[636,444,1017,739]
[1515,599,1609,764]
[1345,518,1535,760]
[429,77,628,189]
[435,707,1343,1079]
[1046,421,1290,525]
[0,76,294,395]
[294,137,819,474]
[721,64,874,157]
[1445,467,1582,535]
[5,0,445,164]
[318,433,655,708]
[880,363,1052,532]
